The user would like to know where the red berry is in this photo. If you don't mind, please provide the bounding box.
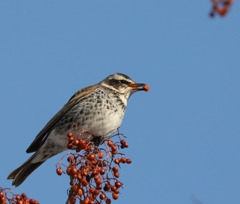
[78,188,84,196]
[120,140,125,145]
[67,143,73,149]
[81,179,88,186]
[126,158,132,164]
[106,198,111,204]
[88,153,95,160]
[98,151,104,158]
[99,193,106,200]
[67,132,73,137]
[73,139,79,146]
[111,186,117,192]
[121,157,126,163]
[99,168,105,175]
[112,166,118,172]
[143,84,150,92]
[115,181,122,188]
[104,183,111,191]
[96,184,102,190]
[123,142,129,148]
[0,192,4,198]
[107,140,113,146]
[114,158,121,164]
[114,172,120,178]
[112,193,119,200]
[56,168,63,175]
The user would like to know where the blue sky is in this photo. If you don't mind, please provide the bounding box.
[1,1,240,204]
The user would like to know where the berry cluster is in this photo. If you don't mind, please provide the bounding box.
[0,188,39,204]
[56,132,132,204]
[210,0,234,17]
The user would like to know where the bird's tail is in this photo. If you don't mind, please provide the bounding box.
[7,153,45,187]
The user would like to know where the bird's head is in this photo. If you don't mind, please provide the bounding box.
[100,73,149,100]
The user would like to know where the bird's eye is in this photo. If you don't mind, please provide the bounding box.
[119,80,129,85]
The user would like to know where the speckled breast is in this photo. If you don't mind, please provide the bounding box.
[55,87,126,139]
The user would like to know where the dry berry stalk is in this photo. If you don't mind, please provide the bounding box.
[0,188,39,204]
[56,131,132,204]
[209,0,234,17]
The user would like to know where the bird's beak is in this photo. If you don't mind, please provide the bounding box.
[127,83,150,92]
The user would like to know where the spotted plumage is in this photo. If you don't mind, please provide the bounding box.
[7,73,149,187]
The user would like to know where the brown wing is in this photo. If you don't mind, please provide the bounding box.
[26,84,100,153]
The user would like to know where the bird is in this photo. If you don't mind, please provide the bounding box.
[7,73,149,187]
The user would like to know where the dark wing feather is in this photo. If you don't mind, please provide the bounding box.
[26,85,100,153]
